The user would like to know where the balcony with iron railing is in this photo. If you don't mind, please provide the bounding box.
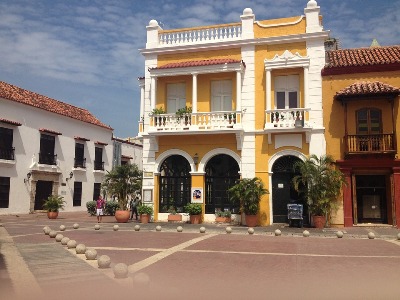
[74,157,86,169]
[148,111,241,132]
[0,147,15,160]
[94,160,105,171]
[264,108,310,129]
[39,153,57,165]
[345,134,396,155]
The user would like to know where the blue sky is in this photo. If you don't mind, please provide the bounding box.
[0,0,399,138]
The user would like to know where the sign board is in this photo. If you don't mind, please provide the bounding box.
[191,188,203,203]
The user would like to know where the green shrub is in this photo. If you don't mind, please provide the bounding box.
[184,203,202,215]
[86,201,96,216]
[105,200,119,216]
[137,205,153,215]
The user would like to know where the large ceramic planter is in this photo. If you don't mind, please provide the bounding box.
[168,214,182,222]
[189,215,201,224]
[215,216,231,223]
[245,214,258,227]
[115,210,130,223]
[312,215,326,229]
[140,214,150,224]
[47,211,59,219]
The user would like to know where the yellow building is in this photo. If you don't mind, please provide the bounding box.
[322,45,400,227]
[138,1,328,225]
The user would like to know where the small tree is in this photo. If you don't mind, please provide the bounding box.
[101,164,142,210]
[228,177,269,215]
[292,154,346,219]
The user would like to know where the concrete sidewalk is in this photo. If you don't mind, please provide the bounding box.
[1,211,400,299]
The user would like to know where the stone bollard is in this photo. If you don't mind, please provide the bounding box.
[134,225,140,231]
[44,227,51,235]
[94,224,100,230]
[73,223,79,229]
[55,234,64,242]
[368,232,375,239]
[248,228,255,235]
[397,233,400,240]
[113,225,119,231]
[336,231,344,238]
[156,225,162,232]
[59,225,66,231]
[61,237,70,245]
[49,230,57,238]
[113,263,128,279]
[85,249,97,260]
[67,240,77,249]
[226,227,232,234]
[177,226,183,232]
[274,229,282,236]
[200,227,206,233]
[303,230,310,237]
[76,244,86,254]
[98,255,111,269]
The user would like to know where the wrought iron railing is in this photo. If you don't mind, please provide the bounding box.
[346,134,396,154]
[0,147,15,160]
[74,157,86,168]
[94,160,104,171]
[39,153,57,165]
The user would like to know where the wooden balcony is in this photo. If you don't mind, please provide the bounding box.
[345,134,396,155]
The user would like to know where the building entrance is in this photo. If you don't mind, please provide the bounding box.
[34,180,53,210]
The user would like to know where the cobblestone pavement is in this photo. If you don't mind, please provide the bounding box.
[1,212,400,300]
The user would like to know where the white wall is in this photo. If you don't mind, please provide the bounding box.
[0,98,114,214]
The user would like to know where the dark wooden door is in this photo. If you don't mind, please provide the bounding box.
[34,181,53,210]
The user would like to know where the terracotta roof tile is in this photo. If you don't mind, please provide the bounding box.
[0,118,22,126]
[322,46,400,76]
[154,58,243,70]
[0,81,112,130]
[336,81,400,97]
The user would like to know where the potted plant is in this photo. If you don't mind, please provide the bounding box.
[292,154,346,228]
[151,107,167,127]
[42,195,66,219]
[215,210,232,223]
[101,164,142,223]
[228,177,269,227]
[167,206,182,222]
[137,204,153,224]
[184,203,202,224]
[176,106,192,127]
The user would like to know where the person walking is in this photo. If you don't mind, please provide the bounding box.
[129,196,140,220]
[96,195,105,223]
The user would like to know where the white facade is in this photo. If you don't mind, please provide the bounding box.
[0,85,141,215]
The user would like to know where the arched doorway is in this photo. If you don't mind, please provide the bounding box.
[272,155,307,224]
[158,155,191,213]
[205,154,240,214]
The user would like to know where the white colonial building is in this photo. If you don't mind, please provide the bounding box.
[0,81,142,214]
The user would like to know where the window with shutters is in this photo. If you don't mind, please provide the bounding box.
[211,80,232,111]
[274,75,299,109]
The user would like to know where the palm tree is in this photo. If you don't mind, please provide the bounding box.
[101,164,142,210]
[292,154,346,220]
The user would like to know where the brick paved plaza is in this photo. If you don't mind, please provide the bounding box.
[1,212,400,300]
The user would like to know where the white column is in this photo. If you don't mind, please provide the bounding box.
[139,79,145,118]
[236,71,242,111]
[303,66,309,108]
[150,76,156,110]
[266,69,271,111]
[192,73,198,113]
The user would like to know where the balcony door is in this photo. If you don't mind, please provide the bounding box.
[275,75,299,109]
[75,143,85,168]
[0,127,13,160]
[39,134,56,165]
[357,108,381,134]
[211,80,232,111]
[167,83,186,113]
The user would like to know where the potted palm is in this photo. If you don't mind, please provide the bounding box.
[137,204,153,224]
[42,195,66,219]
[292,154,346,228]
[228,177,269,227]
[101,164,142,223]
[184,203,202,224]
